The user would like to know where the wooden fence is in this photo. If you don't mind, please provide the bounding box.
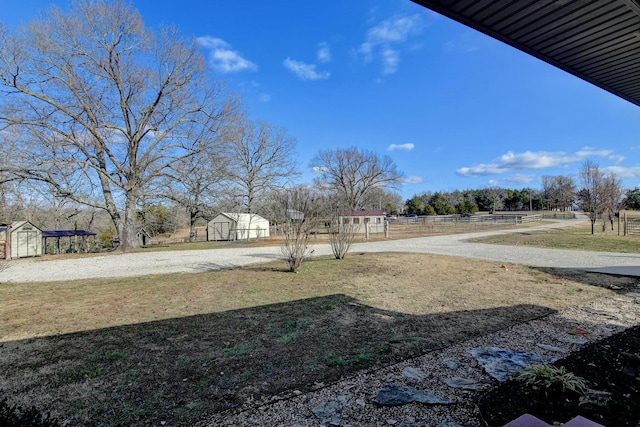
[389,214,543,225]
[619,211,640,237]
[541,212,576,220]
[0,241,6,259]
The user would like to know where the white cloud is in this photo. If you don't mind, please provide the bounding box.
[366,14,423,44]
[456,148,614,176]
[317,42,332,63]
[503,174,535,185]
[381,48,400,74]
[283,58,330,81]
[487,179,499,186]
[387,143,414,151]
[311,166,327,173]
[357,14,423,75]
[575,147,612,158]
[609,154,625,164]
[197,37,257,73]
[605,165,640,178]
[402,175,423,184]
[258,93,271,103]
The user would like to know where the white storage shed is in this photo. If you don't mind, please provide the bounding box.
[10,221,43,259]
[207,213,270,241]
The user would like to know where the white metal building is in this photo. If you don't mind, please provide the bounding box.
[207,213,270,241]
[10,221,43,259]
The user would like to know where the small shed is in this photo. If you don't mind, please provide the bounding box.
[10,221,43,259]
[339,210,386,233]
[136,227,152,246]
[207,213,270,241]
[0,222,8,259]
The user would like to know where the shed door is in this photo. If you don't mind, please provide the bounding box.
[17,231,38,258]
[213,222,231,241]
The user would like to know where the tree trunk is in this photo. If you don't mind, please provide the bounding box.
[119,191,139,252]
[189,209,198,242]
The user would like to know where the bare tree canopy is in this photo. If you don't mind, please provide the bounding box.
[541,175,576,211]
[578,160,605,234]
[163,148,229,241]
[311,147,403,211]
[602,172,623,231]
[225,117,298,215]
[276,185,324,272]
[0,0,237,250]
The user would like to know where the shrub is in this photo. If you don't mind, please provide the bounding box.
[512,364,588,396]
[97,227,116,249]
[0,396,62,427]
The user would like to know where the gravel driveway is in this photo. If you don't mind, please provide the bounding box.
[1,217,639,283]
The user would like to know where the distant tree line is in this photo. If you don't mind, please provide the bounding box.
[404,161,638,236]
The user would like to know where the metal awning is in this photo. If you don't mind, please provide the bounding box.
[42,230,96,238]
[412,0,640,107]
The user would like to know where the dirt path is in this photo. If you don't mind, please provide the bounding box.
[1,217,639,283]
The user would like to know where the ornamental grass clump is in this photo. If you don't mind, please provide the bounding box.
[512,364,588,396]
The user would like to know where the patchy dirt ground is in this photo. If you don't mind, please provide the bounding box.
[1,253,637,426]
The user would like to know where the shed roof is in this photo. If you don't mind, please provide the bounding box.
[412,0,640,107]
[216,212,268,222]
[11,221,41,231]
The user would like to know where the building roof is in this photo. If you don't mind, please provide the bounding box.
[345,210,385,217]
[11,221,41,231]
[412,0,640,107]
[42,230,96,238]
[216,212,268,222]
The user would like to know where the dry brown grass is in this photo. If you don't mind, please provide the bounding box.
[0,252,634,426]
[468,220,640,253]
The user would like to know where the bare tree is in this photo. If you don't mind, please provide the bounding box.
[278,186,323,272]
[578,160,604,234]
[541,175,576,211]
[0,1,237,250]
[602,172,623,231]
[225,117,298,237]
[553,175,576,211]
[359,187,403,214]
[328,206,358,260]
[163,148,229,241]
[483,186,505,214]
[311,147,402,211]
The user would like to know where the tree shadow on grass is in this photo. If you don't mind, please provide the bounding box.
[0,295,555,427]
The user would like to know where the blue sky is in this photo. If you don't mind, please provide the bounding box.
[3,1,640,199]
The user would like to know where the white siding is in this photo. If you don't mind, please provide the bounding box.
[10,221,43,258]
[207,213,270,241]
